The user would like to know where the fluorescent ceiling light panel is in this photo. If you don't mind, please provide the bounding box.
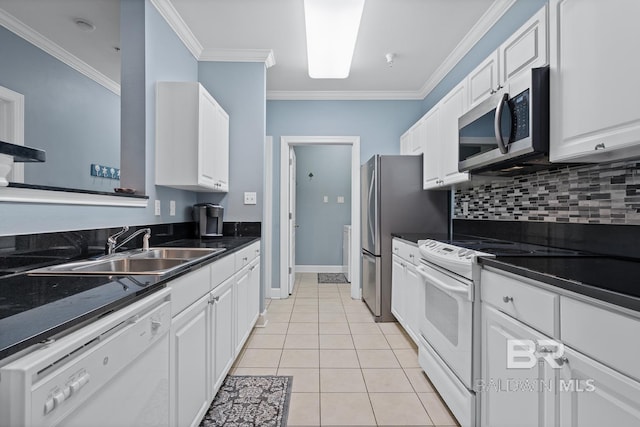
[304,0,365,79]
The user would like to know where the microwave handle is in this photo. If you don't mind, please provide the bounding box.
[494,93,509,154]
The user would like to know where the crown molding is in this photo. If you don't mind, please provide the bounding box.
[417,0,516,98]
[0,8,120,95]
[266,90,424,101]
[200,48,276,68]
[150,0,203,59]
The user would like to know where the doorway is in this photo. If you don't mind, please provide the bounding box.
[279,136,361,300]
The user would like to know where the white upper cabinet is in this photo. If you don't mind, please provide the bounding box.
[156,82,229,192]
[499,6,548,85]
[467,51,500,110]
[400,120,425,156]
[421,107,441,189]
[467,6,547,110]
[549,0,640,162]
[439,81,470,187]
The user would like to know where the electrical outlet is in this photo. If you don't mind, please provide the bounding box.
[244,192,257,205]
[169,200,176,216]
[154,200,161,216]
[323,196,328,203]
[462,201,469,216]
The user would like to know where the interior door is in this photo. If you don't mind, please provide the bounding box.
[288,147,297,295]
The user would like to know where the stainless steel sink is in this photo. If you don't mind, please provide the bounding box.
[28,247,225,276]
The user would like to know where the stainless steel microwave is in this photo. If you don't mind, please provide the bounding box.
[458,66,550,176]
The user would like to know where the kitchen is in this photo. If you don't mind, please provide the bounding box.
[1,0,640,426]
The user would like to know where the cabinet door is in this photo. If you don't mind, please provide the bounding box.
[404,263,421,345]
[391,254,406,325]
[198,89,217,188]
[170,295,210,427]
[439,81,470,187]
[248,258,261,328]
[550,0,640,162]
[467,51,500,110]
[235,267,250,355]
[212,104,229,191]
[499,6,548,85]
[422,107,442,189]
[400,131,412,155]
[210,277,235,394]
[559,346,640,427]
[481,305,555,427]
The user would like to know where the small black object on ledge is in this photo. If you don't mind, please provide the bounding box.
[0,140,46,163]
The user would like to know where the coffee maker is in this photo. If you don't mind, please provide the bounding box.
[193,203,224,237]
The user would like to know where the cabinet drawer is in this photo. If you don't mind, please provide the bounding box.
[481,269,558,336]
[210,253,235,289]
[169,265,211,317]
[561,296,640,382]
[392,239,419,265]
[235,241,260,270]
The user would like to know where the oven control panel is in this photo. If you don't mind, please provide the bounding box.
[418,239,493,280]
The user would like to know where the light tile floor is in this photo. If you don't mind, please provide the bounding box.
[232,273,460,427]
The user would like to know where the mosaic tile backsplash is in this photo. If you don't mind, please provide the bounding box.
[454,160,640,225]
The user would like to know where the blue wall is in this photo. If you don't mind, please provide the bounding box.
[294,145,351,266]
[1,0,198,236]
[0,26,120,191]
[197,62,266,222]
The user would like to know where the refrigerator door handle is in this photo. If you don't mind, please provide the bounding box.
[368,168,376,251]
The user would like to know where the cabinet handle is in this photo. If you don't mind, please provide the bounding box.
[496,84,503,91]
[209,295,220,304]
[502,296,513,303]
[409,254,414,259]
[490,89,496,95]
[555,357,569,366]
[243,257,248,262]
[594,143,606,150]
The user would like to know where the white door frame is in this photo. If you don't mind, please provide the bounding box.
[280,136,361,300]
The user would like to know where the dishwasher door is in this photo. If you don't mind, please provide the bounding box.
[0,289,172,427]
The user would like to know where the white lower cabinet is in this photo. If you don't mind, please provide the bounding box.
[390,239,421,345]
[169,240,261,427]
[558,346,640,427]
[170,295,210,427]
[209,276,235,394]
[481,304,555,427]
[480,268,640,427]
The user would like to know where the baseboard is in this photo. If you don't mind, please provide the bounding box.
[295,265,347,273]
[270,287,283,299]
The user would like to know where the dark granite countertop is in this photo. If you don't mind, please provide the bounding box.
[0,236,259,360]
[479,256,640,312]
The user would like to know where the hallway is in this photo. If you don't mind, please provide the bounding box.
[231,273,459,426]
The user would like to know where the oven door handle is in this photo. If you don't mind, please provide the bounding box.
[416,266,471,300]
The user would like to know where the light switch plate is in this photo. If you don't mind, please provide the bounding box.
[337,196,345,204]
[244,192,257,205]
[323,196,328,203]
[154,200,161,216]
[169,200,176,216]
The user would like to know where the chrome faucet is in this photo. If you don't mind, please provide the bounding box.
[106,226,151,255]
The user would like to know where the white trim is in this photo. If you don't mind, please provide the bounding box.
[0,8,120,95]
[270,288,283,299]
[0,86,25,183]
[149,0,203,60]
[280,136,361,300]
[417,0,517,98]
[262,137,274,308]
[295,265,347,274]
[200,49,276,68]
[0,187,148,207]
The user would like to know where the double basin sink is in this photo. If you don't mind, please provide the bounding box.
[29,247,225,276]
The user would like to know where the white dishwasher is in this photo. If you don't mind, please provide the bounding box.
[0,288,172,427]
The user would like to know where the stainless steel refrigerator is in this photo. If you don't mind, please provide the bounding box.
[361,154,449,322]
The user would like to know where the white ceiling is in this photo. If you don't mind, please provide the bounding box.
[0,0,512,100]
